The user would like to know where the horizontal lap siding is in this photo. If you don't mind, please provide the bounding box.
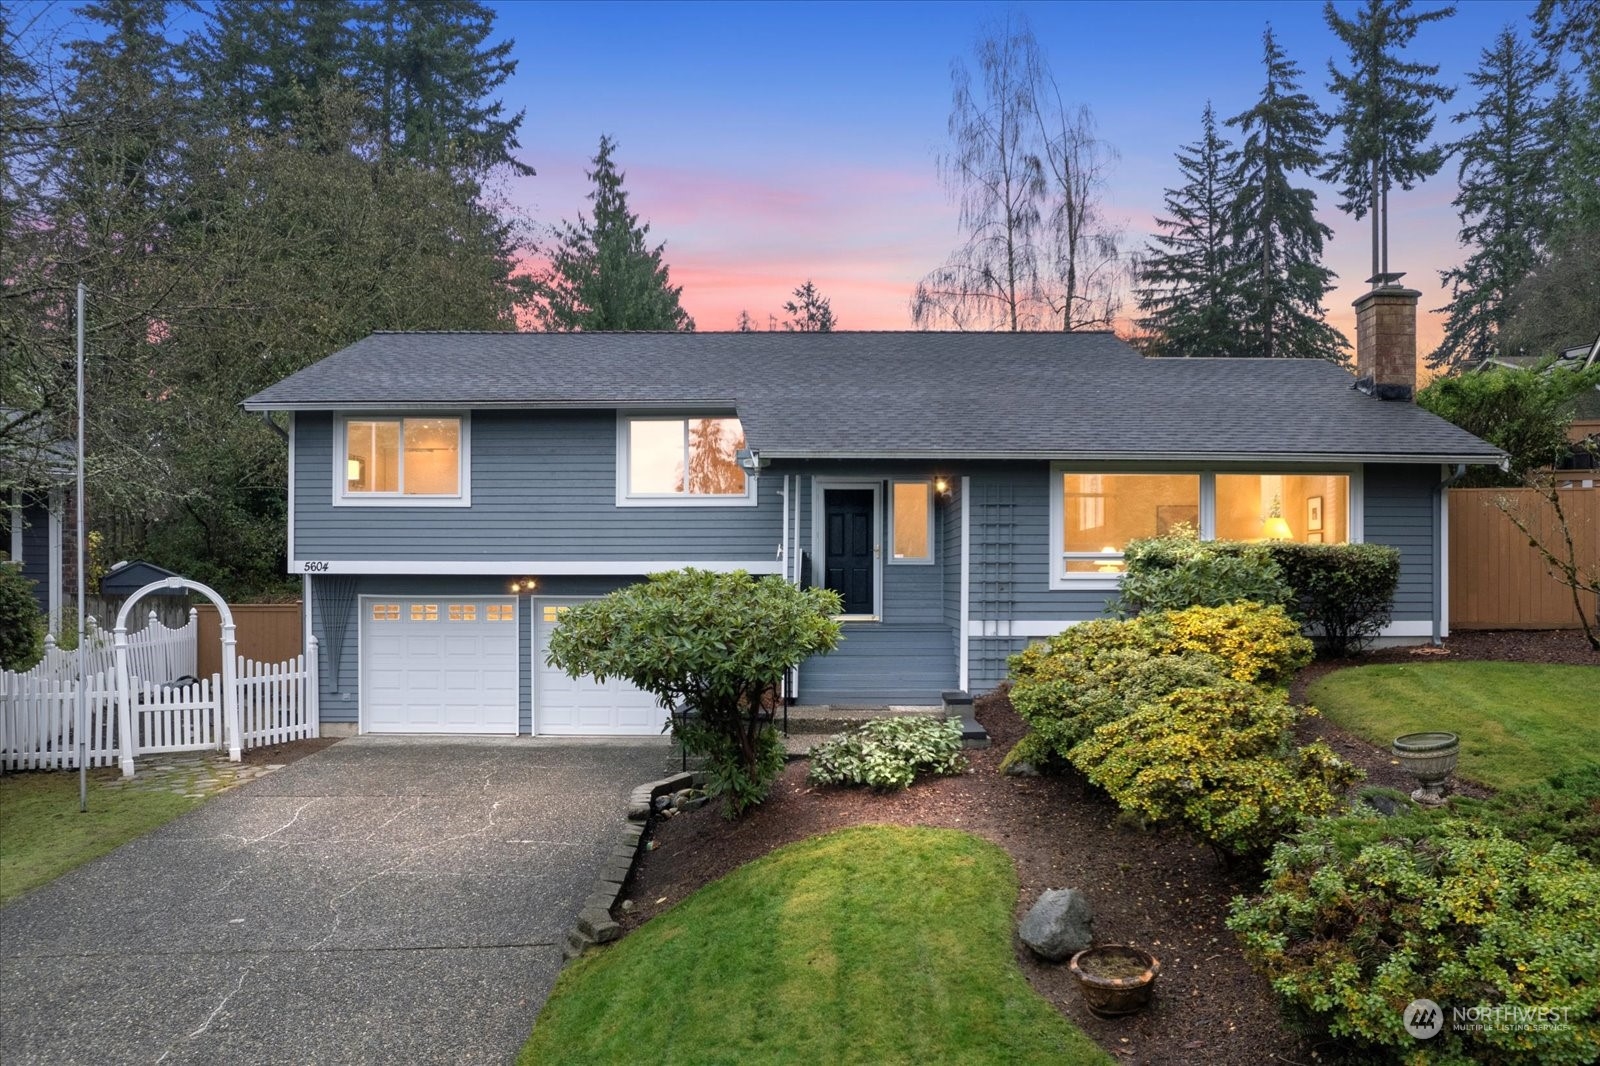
[798,625,956,705]
[971,466,1118,619]
[1363,464,1436,622]
[295,412,783,562]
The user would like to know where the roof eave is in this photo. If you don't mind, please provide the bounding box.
[757,449,1508,465]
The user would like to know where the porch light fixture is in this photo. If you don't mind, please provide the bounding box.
[509,578,538,594]
[934,477,951,496]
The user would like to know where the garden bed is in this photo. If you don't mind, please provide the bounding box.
[620,694,1302,1065]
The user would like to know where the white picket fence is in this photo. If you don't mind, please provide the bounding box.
[13,612,197,687]
[0,638,319,772]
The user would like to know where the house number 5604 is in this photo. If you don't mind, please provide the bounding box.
[302,561,331,572]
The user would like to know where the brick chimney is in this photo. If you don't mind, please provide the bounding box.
[1352,286,1421,401]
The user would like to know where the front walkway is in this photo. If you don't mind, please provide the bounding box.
[0,735,674,1065]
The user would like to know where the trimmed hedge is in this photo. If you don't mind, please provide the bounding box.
[1118,535,1401,657]
[1230,816,1600,1065]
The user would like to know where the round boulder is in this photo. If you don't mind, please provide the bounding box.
[1019,887,1095,962]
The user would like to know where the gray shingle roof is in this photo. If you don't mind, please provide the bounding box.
[242,331,1504,464]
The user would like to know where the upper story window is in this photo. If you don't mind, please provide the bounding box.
[618,415,754,506]
[338,415,468,506]
[1050,467,1354,589]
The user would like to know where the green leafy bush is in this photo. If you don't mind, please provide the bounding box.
[547,569,843,816]
[997,730,1063,775]
[1230,817,1600,1065]
[1269,542,1400,658]
[1115,535,1401,658]
[1455,764,1600,864]
[1074,683,1358,858]
[1006,604,1343,859]
[808,716,966,791]
[1118,534,1291,615]
[0,562,44,671]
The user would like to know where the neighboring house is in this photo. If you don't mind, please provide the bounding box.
[244,287,1504,738]
[1,411,75,633]
[1474,333,1600,486]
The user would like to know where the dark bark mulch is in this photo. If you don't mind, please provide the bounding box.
[616,630,1592,1065]
[239,736,341,767]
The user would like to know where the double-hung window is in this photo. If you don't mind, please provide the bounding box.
[618,415,754,505]
[1050,467,1353,588]
[339,416,468,505]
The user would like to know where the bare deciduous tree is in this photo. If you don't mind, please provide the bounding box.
[913,16,1124,333]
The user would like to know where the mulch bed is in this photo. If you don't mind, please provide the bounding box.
[615,630,1594,1065]
[239,736,341,767]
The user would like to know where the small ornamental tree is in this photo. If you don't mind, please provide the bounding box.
[0,562,45,671]
[545,569,842,816]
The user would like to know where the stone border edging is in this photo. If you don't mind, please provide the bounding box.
[562,769,704,963]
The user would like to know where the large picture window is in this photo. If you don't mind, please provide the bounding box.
[620,416,751,504]
[1052,467,1354,586]
[340,416,465,503]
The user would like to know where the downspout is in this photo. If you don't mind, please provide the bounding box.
[1432,464,1469,646]
[259,412,289,442]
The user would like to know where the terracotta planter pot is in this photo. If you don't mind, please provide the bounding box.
[1069,945,1160,1017]
[1392,731,1459,806]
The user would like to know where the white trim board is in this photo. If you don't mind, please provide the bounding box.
[614,412,758,508]
[332,412,472,508]
[290,559,784,576]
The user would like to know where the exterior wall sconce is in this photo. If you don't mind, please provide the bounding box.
[509,578,538,594]
[934,477,951,496]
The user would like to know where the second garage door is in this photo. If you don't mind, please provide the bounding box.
[362,597,520,734]
[535,599,668,736]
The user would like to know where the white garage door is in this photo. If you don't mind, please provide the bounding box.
[361,597,520,734]
[535,600,667,736]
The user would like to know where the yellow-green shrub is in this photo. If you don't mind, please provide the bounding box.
[1074,683,1357,857]
[1153,602,1313,686]
[1230,818,1600,1064]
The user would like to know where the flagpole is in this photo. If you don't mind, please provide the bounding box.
[76,281,87,813]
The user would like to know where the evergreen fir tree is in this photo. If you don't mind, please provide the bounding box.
[1135,102,1241,357]
[1322,0,1456,282]
[1432,28,1555,369]
[536,136,693,332]
[359,0,530,175]
[1227,26,1347,361]
[782,281,837,332]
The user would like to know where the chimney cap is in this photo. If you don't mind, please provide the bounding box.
[1366,271,1409,287]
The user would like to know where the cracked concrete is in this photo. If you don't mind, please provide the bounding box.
[0,734,674,1065]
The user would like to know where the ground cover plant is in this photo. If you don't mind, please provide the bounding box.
[0,769,199,903]
[521,825,1112,1065]
[1229,814,1600,1065]
[807,715,966,790]
[546,568,842,815]
[1307,661,1600,788]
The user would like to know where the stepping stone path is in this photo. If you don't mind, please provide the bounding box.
[95,752,285,799]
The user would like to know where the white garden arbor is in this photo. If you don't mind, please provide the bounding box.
[114,575,240,776]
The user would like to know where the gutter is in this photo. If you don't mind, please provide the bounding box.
[1433,463,1470,646]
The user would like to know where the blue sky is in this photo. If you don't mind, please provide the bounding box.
[495,0,1536,345]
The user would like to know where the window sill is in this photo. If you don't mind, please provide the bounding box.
[333,494,471,508]
[615,493,758,508]
[1047,576,1124,592]
[834,614,881,624]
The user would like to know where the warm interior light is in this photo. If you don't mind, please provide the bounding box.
[1101,545,1118,554]
[346,458,362,483]
[1262,516,1294,541]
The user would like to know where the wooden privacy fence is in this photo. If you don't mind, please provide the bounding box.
[195,602,303,681]
[1449,487,1600,630]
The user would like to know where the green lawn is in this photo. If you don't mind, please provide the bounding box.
[1308,661,1600,789]
[0,770,200,904]
[521,825,1111,1066]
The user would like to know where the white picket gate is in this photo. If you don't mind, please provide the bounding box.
[0,638,319,772]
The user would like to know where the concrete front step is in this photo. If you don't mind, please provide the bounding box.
[782,704,947,736]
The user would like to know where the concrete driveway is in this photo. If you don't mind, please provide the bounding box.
[0,736,674,1065]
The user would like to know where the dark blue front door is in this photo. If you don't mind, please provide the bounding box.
[824,490,874,615]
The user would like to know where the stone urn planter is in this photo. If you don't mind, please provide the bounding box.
[1069,946,1160,1018]
[1392,731,1460,806]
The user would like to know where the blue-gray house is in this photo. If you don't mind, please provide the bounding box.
[243,289,1504,737]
